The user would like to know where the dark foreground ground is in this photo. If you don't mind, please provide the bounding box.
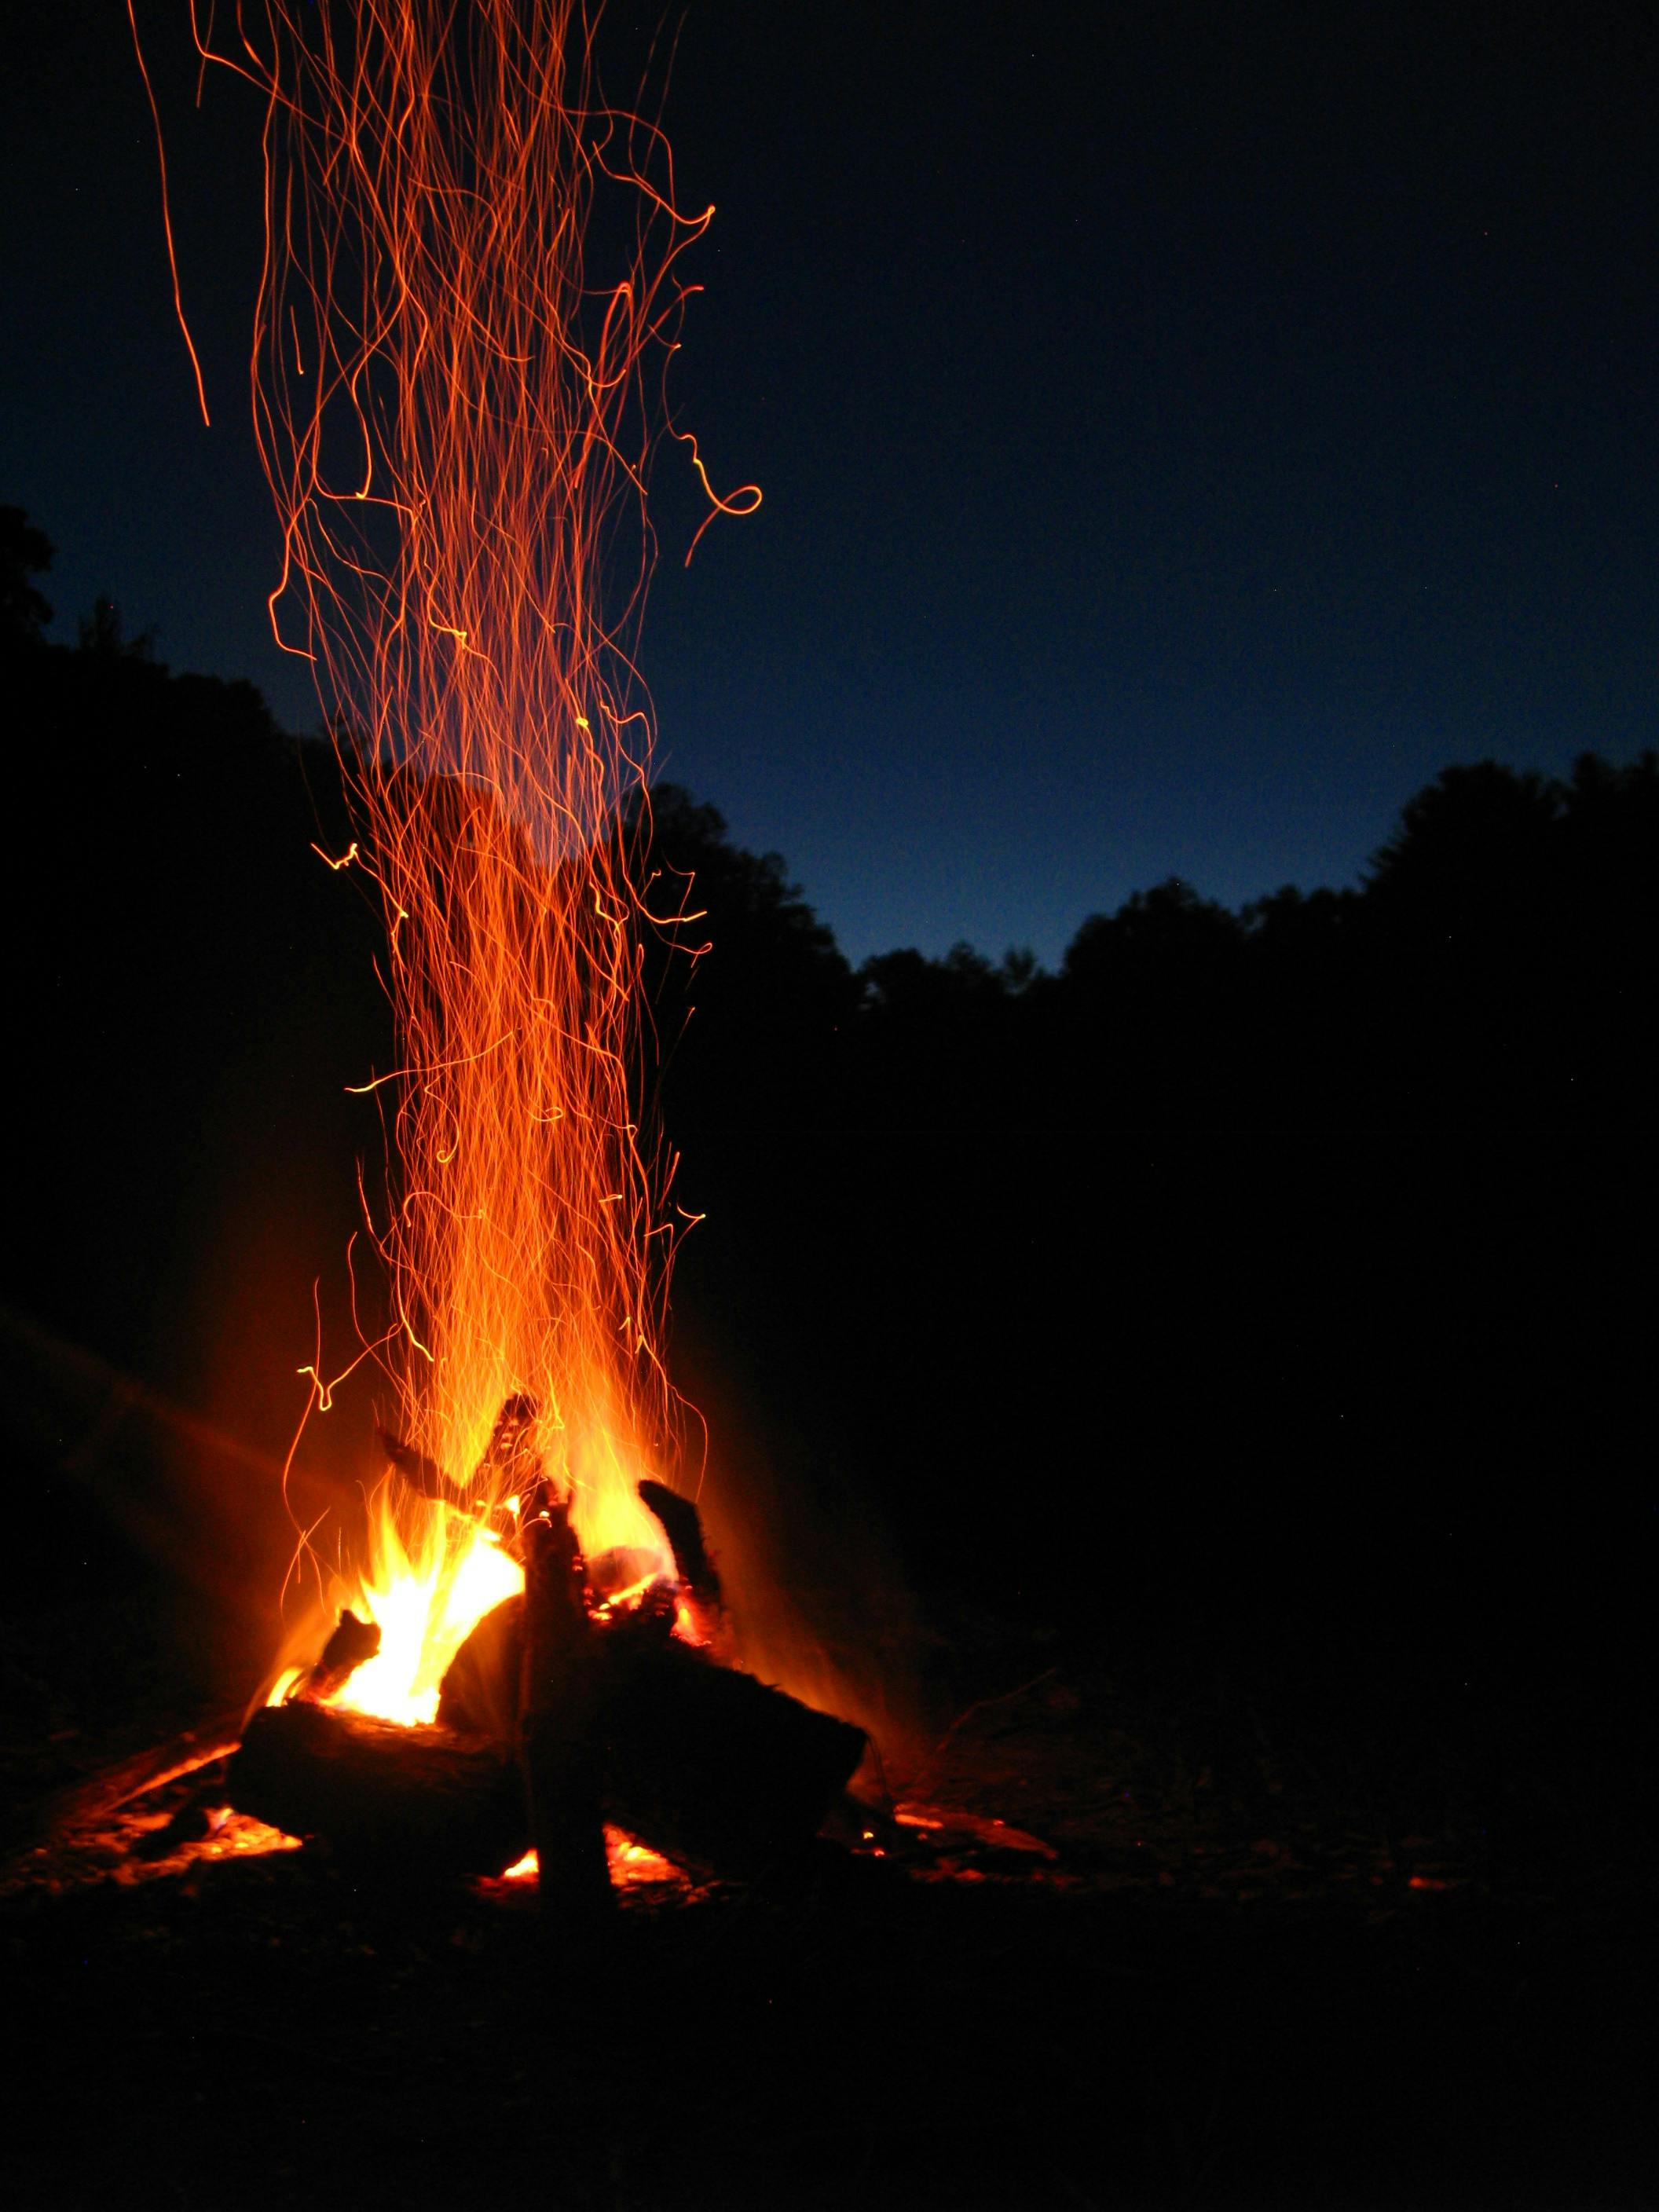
[3,1593,1652,2212]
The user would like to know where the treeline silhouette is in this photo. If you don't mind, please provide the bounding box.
[628,772,1652,1659]
[634,759,1655,1152]
[2,507,1651,1745]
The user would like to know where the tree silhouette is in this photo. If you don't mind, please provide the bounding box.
[1062,876,1245,1001]
[0,504,53,646]
[75,594,156,661]
[631,782,855,1126]
[1350,753,1657,1123]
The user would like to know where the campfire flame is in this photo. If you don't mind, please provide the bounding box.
[317,1510,523,1727]
[182,1,756,1714]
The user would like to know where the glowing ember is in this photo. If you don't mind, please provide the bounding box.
[174,2,756,1712]
[502,1832,681,1888]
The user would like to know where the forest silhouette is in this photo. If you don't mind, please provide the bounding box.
[2,505,1651,1839]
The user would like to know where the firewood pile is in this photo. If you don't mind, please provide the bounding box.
[223,1416,869,1913]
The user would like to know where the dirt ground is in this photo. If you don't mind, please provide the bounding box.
[2,1595,1652,2212]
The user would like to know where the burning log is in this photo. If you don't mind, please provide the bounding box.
[19,1709,247,1859]
[518,1500,613,1930]
[477,1393,542,1487]
[379,1395,541,1501]
[303,1609,382,1702]
[225,1701,528,1879]
[437,1592,524,1745]
[600,1638,867,1879]
[440,1595,867,1880]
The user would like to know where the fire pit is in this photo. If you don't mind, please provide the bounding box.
[225,1423,868,1903]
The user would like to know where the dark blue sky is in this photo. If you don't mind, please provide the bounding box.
[5,1,1654,965]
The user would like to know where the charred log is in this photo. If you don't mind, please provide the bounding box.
[636,1479,723,1610]
[225,1703,529,1878]
[440,1596,867,1879]
[603,1641,866,1878]
[304,1609,382,1701]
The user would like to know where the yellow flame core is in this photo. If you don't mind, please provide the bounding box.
[196,3,746,1708]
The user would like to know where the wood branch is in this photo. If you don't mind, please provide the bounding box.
[636,1479,723,1610]
[518,1503,613,1931]
[378,1426,465,1503]
[383,1397,548,1546]
[224,1703,528,1879]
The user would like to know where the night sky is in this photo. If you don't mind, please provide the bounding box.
[4,0,1654,965]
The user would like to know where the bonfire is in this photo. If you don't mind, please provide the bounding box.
[123,0,867,1906]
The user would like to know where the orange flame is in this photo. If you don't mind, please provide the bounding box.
[185,2,752,1710]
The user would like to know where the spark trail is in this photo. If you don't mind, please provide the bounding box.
[183,1,753,1713]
